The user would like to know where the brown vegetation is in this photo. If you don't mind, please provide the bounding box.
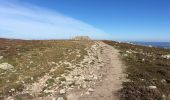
[103,40,170,100]
[0,39,91,98]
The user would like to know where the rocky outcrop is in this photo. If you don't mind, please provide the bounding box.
[72,36,91,41]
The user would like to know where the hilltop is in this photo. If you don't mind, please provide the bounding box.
[0,38,170,100]
[0,39,124,100]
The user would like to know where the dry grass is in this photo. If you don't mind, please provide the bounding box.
[103,40,170,100]
[0,39,92,97]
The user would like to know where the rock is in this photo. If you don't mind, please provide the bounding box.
[0,63,14,70]
[30,61,33,64]
[88,88,94,92]
[57,97,64,100]
[96,67,100,70]
[59,89,66,94]
[52,98,56,100]
[0,56,3,60]
[6,96,14,100]
[66,77,73,82]
[142,59,145,62]
[11,88,15,91]
[93,76,98,80]
[126,51,132,54]
[85,91,90,95]
[162,94,166,99]
[44,90,54,93]
[80,76,85,80]
[75,80,81,85]
[162,55,170,59]
[31,77,34,81]
[67,87,73,90]
[148,86,157,89]
[123,54,128,57]
[82,84,87,89]
[161,79,166,83]
[72,36,91,41]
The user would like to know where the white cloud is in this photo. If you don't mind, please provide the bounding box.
[0,2,112,40]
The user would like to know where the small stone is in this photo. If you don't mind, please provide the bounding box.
[31,77,34,81]
[0,56,3,60]
[162,94,166,99]
[0,63,14,70]
[148,86,157,89]
[97,67,100,70]
[123,54,128,57]
[93,76,98,80]
[66,77,73,82]
[6,80,10,83]
[82,84,87,89]
[44,90,54,93]
[85,91,90,95]
[126,51,132,54]
[59,89,66,94]
[52,98,56,100]
[161,79,166,83]
[142,59,145,62]
[7,97,14,100]
[57,97,64,100]
[67,87,73,90]
[11,88,15,91]
[30,61,33,64]
[88,88,94,92]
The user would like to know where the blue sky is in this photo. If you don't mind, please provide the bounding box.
[0,0,170,41]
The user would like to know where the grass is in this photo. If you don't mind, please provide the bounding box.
[0,39,92,97]
[103,40,170,100]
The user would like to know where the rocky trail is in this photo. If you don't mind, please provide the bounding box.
[67,41,124,100]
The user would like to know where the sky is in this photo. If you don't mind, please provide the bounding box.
[0,0,170,41]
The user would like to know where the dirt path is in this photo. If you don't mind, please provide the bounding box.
[67,41,124,100]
